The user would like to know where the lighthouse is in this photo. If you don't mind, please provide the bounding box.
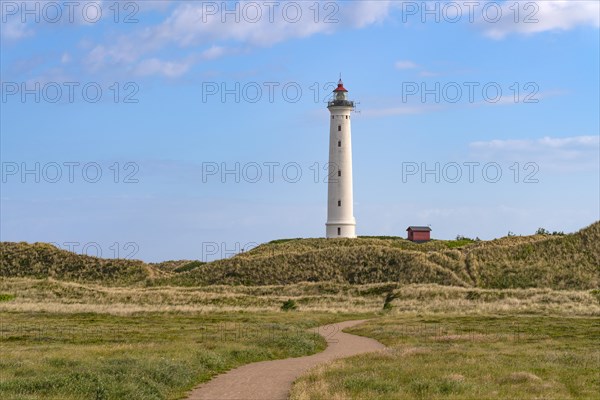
[326,79,356,238]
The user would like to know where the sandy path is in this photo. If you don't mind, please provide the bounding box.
[186,319,384,400]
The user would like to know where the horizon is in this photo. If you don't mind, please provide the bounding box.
[2,1,599,262]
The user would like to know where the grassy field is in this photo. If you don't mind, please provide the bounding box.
[1,279,599,399]
[1,278,599,315]
[0,311,370,400]
[1,222,598,399]
[291,314,600,400]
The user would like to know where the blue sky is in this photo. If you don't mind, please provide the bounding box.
[1,1,599,262]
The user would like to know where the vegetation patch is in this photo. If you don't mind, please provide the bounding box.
[382,291,398,311]
[0,311,366,400]
[173,261,205,273]
[281,299,298,311]
[291,315,600,400]
[0,294,15,302]
[590,289,600,304]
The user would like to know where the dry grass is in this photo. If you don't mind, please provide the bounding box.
[1,278,599,316]
[500,372,542,384]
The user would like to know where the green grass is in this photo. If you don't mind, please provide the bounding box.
[357,236,404,240]
[290,315,600,400]
[0,280,598,399]
[172,261,205,273]
[443,238,476,248]
[0,311,370,400]
[0,294,15,302]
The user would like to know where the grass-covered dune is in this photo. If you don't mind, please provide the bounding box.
[1,222,598,289]
[167,221,600,289]
[0,242,152,285]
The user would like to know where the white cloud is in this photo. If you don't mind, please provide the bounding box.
[134,58,193,78]
[470,135,600,171]
[76,0,600,79]
[84,1,396,76]
[471,136,598,151]
[1,0,110,41]
[144,1,348,47]
[133,46,229,77]
[60,53,71,64]
[86,35,154,71]
[340,0,393,28]
[199,45,227,61]
[1,19,34,41]
[482,1,600,39]
[395,60,418,69]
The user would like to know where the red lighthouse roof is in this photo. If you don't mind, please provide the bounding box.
[333,79,348,92]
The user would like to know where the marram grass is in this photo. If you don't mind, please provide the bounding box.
[2,221,599,289]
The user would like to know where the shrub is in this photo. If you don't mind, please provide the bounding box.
[383,291,397,311]
[173,261,204,273]
[465,291,481,300]
[281,299,297,311]
[0,293,15,302]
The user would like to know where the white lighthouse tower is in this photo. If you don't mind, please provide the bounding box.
[326,79,356,238]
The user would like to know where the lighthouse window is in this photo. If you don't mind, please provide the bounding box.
[338,125,341,131]
[338,170,342,177]
[337,227,341,236]
[338,140,341,147]
[331,116,334,119]
[338,200,341,207]
[346,116,348,119]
